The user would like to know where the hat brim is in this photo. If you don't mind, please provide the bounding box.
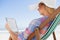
[29,0,56,10]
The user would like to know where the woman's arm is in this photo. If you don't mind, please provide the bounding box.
[24,18,43,39]
[5,23,18,40]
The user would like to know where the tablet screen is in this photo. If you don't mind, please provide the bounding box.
[6,18,18,33]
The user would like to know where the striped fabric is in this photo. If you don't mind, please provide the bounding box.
[18,16,52,40]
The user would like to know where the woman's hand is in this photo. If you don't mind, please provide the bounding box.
[5,23,12,31]
[5,23,18,40]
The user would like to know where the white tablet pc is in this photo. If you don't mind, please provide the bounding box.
[6,18,19,33]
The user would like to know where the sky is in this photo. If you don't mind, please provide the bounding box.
[0,0,60,31]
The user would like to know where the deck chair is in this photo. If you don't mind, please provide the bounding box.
[27,7,60,40]
[8,7,60,40]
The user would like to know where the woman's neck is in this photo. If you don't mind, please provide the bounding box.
[45,10,51,17]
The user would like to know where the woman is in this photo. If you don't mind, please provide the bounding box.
[5,1,56,40]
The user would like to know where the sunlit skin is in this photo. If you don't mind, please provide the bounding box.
[38,5,51,17]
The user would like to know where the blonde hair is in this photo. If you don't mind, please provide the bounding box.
[45,6,55,15]
[39,3,55,15]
